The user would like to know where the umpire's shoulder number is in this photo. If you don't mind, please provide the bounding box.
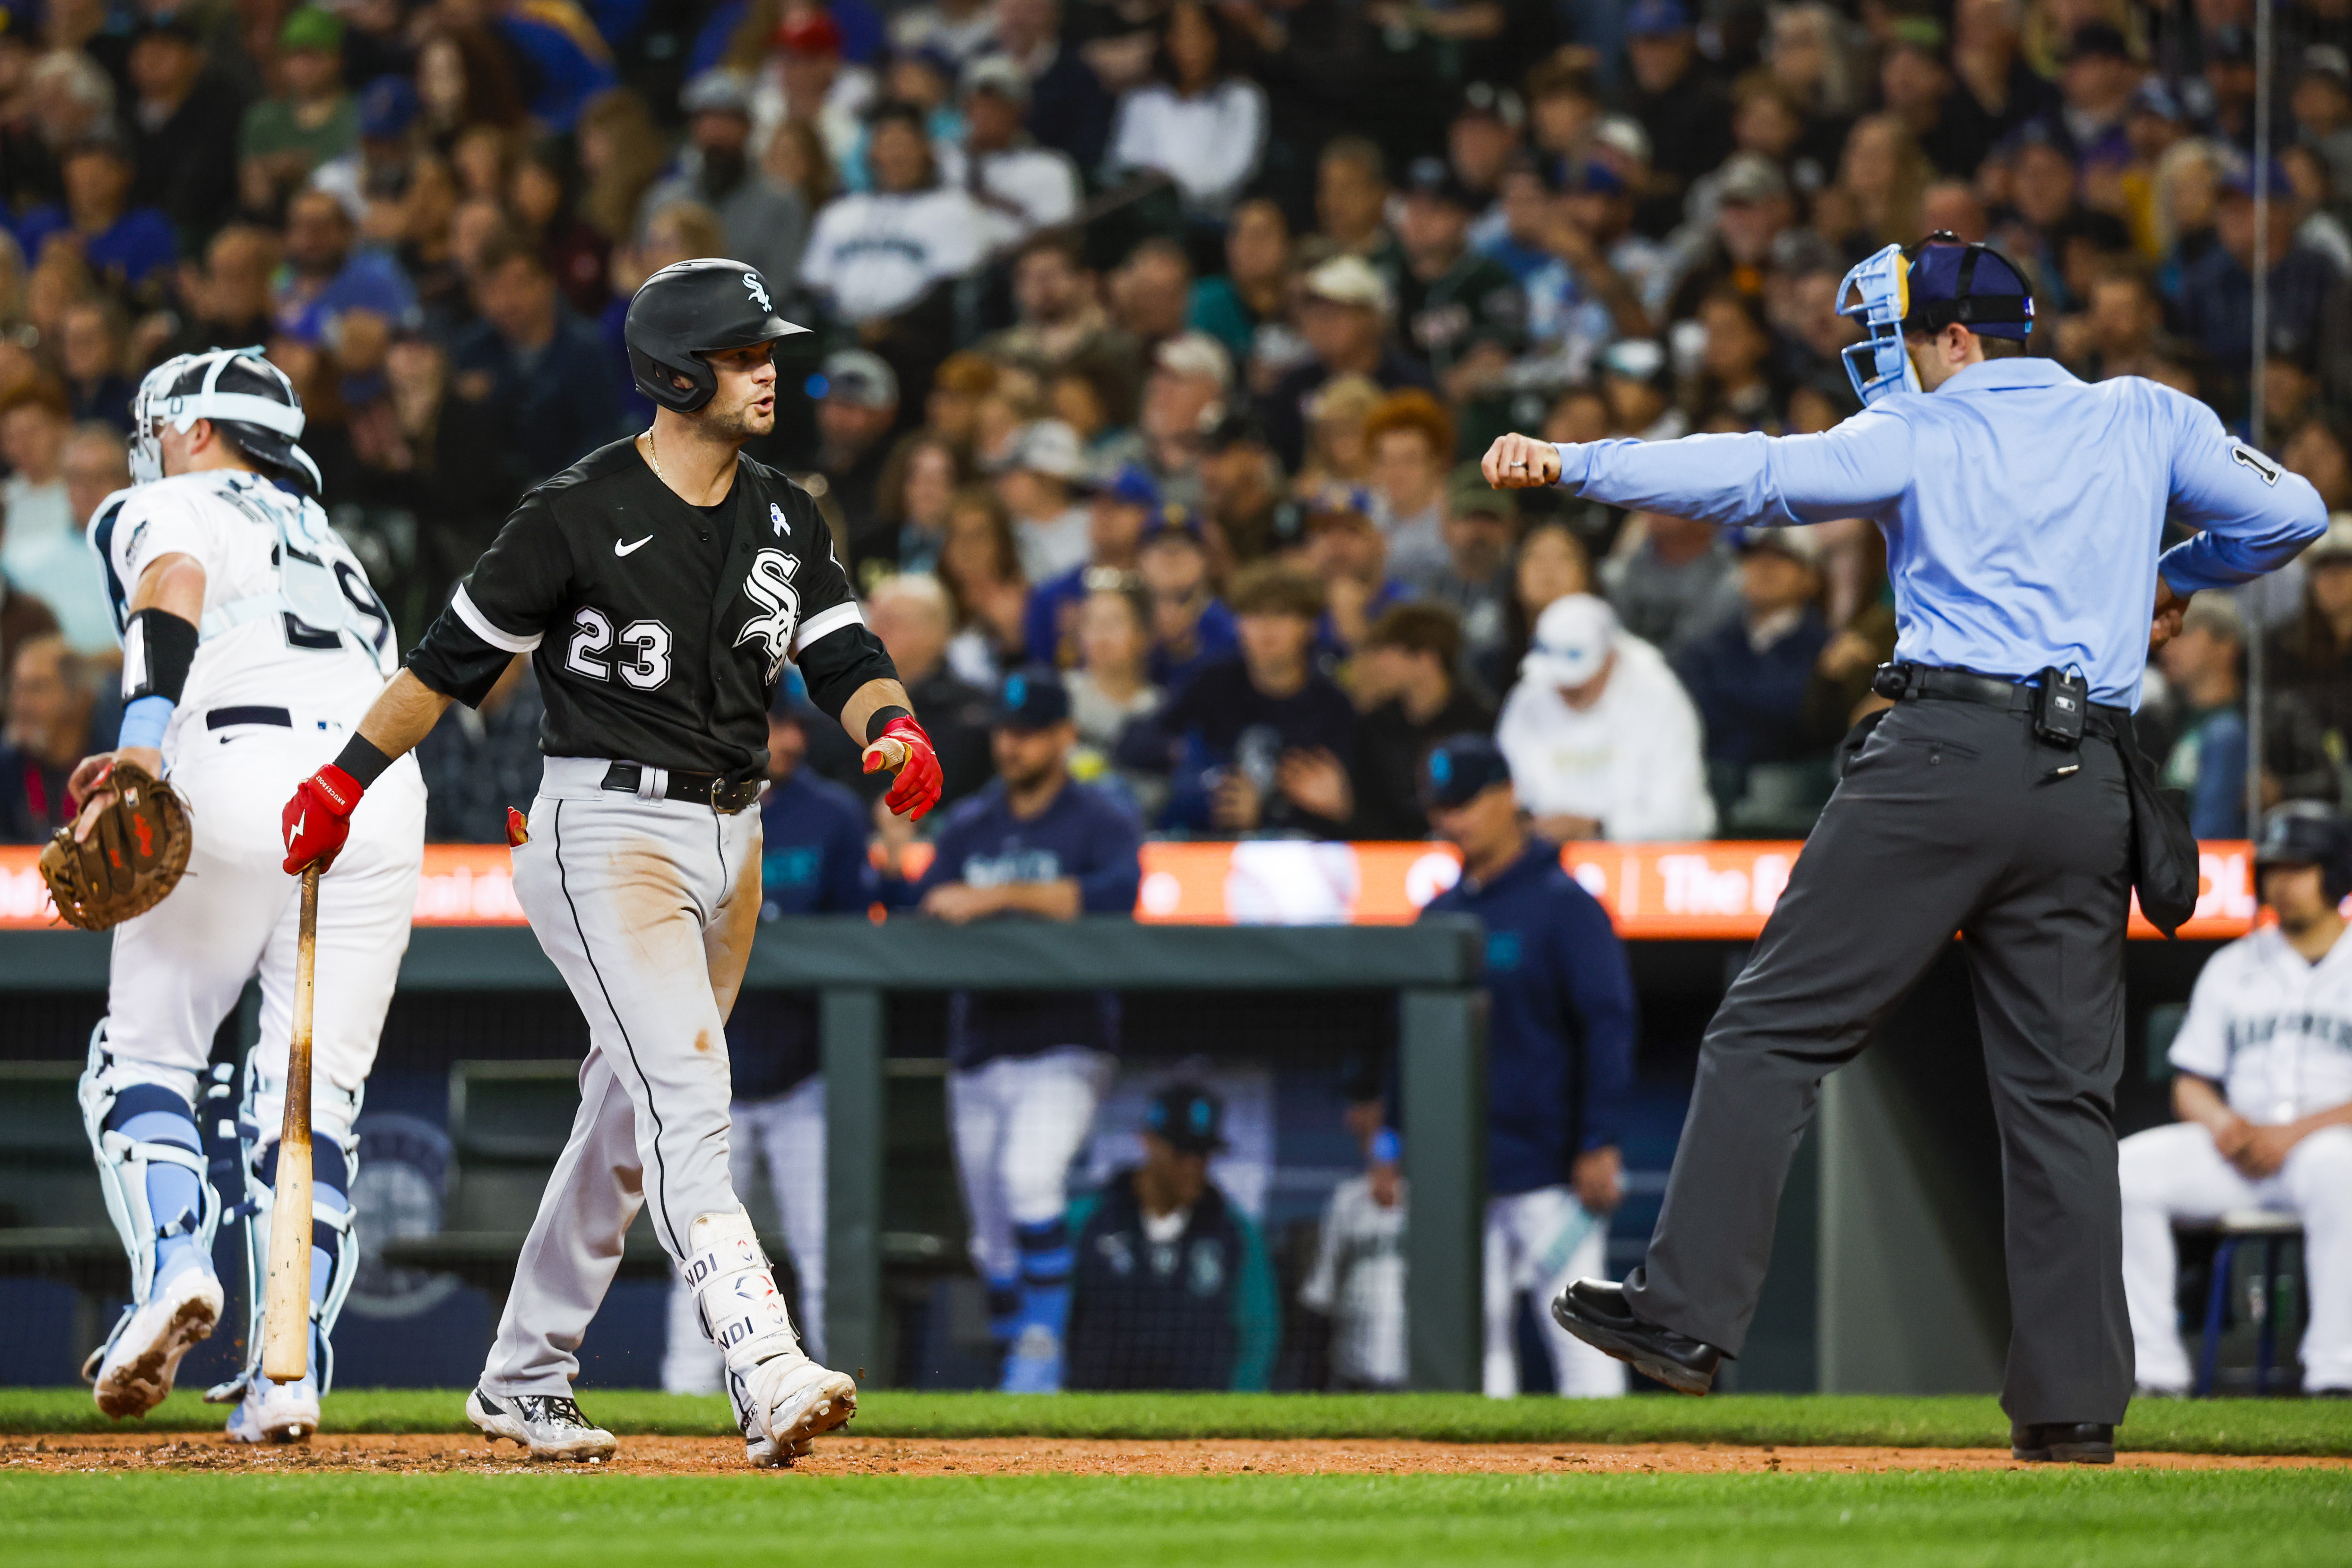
[2230,439,2283,486]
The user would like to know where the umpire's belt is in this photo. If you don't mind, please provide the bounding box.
[1871,663,2129,730]
[600,760,763,814]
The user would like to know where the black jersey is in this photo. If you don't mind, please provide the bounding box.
[407,437,896,777]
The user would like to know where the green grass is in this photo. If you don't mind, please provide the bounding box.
[4,1388,2349,1455]
[2,1470,2348,1568]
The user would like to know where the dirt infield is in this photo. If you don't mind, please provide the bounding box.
[5,1432,2345,1477]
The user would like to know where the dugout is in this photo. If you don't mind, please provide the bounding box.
[0,915,2218,1395]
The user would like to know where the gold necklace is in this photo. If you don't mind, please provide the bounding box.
[644,426,663,480]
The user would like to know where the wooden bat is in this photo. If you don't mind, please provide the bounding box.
[261,864,320,1383]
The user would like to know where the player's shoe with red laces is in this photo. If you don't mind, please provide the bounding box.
[86,1263,224,1419]
[466,1386,618,1462]
[224,1371,320,1443]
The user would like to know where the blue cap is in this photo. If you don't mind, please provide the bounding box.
[1903,237,2033,341]
[993,665,1071,730]
[1369,1127,1401,1165]
[1568,160,1627,197]
[1087,462,1162,508]
[360,76,419,140]
[2223,157,2293,199]
[1625,0,1689,38]
[1420,733,1513,810]
[1146,1081,1227,1153]
[1139,500,1202,544]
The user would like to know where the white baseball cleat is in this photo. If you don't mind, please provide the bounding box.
[86,1266,225,1420]
[466,1386,618,1463]
[225,1374,320,1444]
[738,1352,857,1452]
[725,1369,814,1468]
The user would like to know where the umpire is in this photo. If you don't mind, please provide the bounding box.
[1483,234,2326,1462]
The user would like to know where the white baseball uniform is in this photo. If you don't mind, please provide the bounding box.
[2119,924,2352,1393]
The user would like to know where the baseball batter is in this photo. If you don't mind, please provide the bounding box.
[2120,803,2352,1395]
[278,259,943,1466]
[69,349,425,1443]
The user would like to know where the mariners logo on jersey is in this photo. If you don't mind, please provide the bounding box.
[734,549,801,681]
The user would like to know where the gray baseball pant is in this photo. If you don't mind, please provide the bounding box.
[1621,697,2136,1425]
[480,758,766,1397]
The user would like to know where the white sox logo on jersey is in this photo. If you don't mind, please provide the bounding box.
[735,548,800,680]
[745,272,772,312]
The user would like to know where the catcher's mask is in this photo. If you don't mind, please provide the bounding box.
[132,349,320,496]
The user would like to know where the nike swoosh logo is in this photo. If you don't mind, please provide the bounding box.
[615,536,653,557]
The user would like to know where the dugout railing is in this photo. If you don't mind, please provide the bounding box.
[0,918,1489,1392]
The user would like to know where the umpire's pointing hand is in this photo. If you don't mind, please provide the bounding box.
[1481,433,1562,490]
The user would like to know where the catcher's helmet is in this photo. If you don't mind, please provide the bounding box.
[625,258,808,413]
[2254,801,2352,905]
[132,348,320,495]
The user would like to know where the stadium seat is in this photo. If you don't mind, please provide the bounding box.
[2177,1209,2305,1397]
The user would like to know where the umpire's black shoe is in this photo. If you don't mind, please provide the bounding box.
[2010,1422,2116,1464]
[1548,1279,1723,1396]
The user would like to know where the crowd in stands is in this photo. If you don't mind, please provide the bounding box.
[0,0,2349,849]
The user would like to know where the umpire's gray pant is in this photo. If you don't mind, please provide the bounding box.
[1622,697,2135,1424]
[482,761,764,1397]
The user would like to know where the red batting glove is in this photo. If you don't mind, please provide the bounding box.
[282,764,363,874]
[862,715,943,821]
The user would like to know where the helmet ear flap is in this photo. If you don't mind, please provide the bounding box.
[627,344,715,413]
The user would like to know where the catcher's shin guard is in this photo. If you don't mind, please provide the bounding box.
[78,1024,225,1411]
[208,1053,362,1403]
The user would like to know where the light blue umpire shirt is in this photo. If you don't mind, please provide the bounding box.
[1549,359,2328,708]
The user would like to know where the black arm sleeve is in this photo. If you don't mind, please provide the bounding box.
[795,624,899,722]
[406,491,572,708]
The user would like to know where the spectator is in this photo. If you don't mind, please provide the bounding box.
[1521,160,1667,379]
[1136,508,1235,693]
[1947,0,2051,161]
[2154,596,2252,839]
[1480,518,1594,697]
[0,581,59,694]
[638,70,808,294]
[1419,465,1516,668]
[1132,327,1222,492]
[798,99,984,339]
[1601,510,1743,656]
[1349,604,1496,840]
[414,655,546,842]
[873,431,964,577]
[238,7,357,219]
[990,0,1115,177]
[1186,197,1289,371]
[1297,1124,1406,1391]
[2284,414,2352,515]
[1393,158,1526,402]
[1614,0,1732,218]
[0,634,92,843]
[2175,160,2337,407]
[1672,527,1834,824]
[1363,389,1457,585]
[2295,46,2352,200]
[575,87,671,250]
[866,572,997,809]
[890,0,998,68]
[2267,516,2352,757]
[1197,410,1284,569]
[49,420,128,655]
[0,386,110,655]
[509,141,610,316]
[939,484,1033,683]
[1418,733,1632,1398]
[15,130,175,302]
[484,0,618,133]
[1663,152,1793,324]
[750,6,877,173]
[1124,562,1355,837]
[879,665,1143,1393]
[1261,255,1435,475]
[1313,136,1405,285]
[448,234,618,490]
[1065,573,1162,756]
[1291,374,1383,503]
[1299,503,1407,661]
[991,418,1094,583]
[125,15,242,251]
[1025,465,1158,666]
[272,186,415,348]
[809,348,901,568]
[1103,0,1267,221]
[980,228,1140,391]
[944,57,1079,244]
[57,298,133,432]
[2051,24,2139,170]
[1066,1082,1279,1391]
[1496,592,1715,841]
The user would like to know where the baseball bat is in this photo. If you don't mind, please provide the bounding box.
[261,864,320,1383]
[867,737,910,772]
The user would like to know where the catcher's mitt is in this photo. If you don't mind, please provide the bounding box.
[40,760,192,931]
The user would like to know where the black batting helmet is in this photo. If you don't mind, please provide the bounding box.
[624,258,808,413]
[2254,801,2352,905]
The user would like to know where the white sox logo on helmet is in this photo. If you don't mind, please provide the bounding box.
[744,272,772,312]
[735,548,800,680]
